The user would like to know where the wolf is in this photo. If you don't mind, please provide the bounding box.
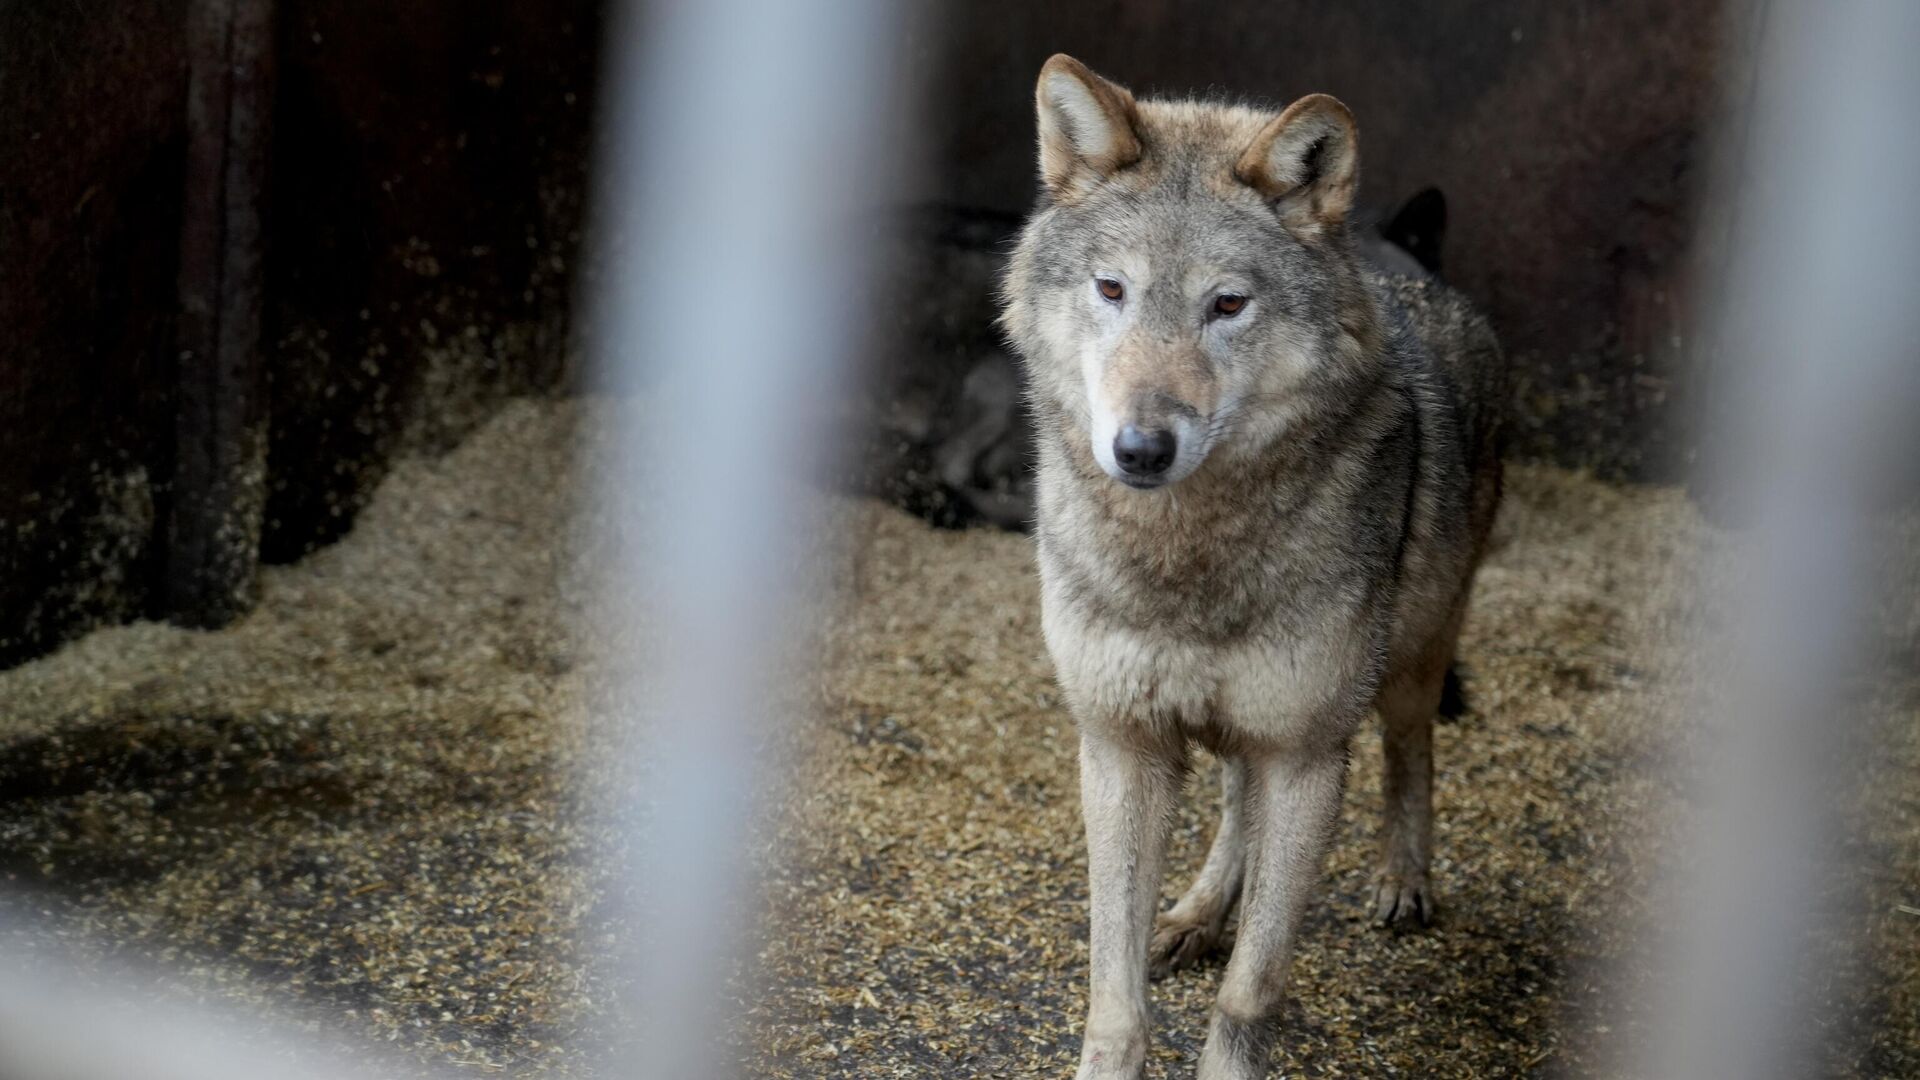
[999,55,1507,1079]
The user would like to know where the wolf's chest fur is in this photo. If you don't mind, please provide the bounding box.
[1032,377,1419,746]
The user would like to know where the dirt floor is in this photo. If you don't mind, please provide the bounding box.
[0,397,1913,1077]
[0,399,603,1075]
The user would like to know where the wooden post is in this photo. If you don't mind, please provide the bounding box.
[166,0,276,627]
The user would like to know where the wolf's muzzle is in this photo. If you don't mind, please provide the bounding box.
[1113,425,1177,483]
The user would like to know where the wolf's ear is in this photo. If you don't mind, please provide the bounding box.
[1035,54,1142,199]
[1235,94,1360,232]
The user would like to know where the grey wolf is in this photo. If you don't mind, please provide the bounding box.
[999,55,1507,1079]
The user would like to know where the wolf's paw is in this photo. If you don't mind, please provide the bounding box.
[1075,1032,1147,1080]
[1074,1060,1145,1080]
[1369,870,1433,929]
[1148,910,1226,977]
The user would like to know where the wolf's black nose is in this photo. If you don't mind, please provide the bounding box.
[1113,425,1176,477]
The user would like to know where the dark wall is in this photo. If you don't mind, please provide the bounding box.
[0,0,600,665]
[2,0,1726,666]
[921,0,1726,477]
[0,0,190,665]
[263,0,598,559]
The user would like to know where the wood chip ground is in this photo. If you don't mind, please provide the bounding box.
[0,398,1912,1077]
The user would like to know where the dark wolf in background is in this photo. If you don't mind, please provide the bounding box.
[1000,55,1507,1079]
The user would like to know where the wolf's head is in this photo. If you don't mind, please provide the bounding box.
[1003,55,1378,491]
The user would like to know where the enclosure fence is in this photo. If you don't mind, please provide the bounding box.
[0,0,1913,1076]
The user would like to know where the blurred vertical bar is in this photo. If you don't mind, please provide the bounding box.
[0,996,340,1079]
[0,914,387,1079]
[587,0,904,1075]
[167,0,276,627]
[1646,1,1920,1076]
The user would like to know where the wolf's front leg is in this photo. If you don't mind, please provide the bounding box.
[1196,745,1347,1080]
[1076,725,1184,1080]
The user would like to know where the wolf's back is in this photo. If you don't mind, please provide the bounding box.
[1373,272,1508,467]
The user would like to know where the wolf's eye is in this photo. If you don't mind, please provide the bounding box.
[1213,294,1247,317]
[1096,277,1125,303]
